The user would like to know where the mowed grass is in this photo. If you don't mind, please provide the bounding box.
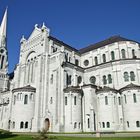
[1,135,140,140]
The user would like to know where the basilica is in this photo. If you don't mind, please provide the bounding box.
[0,9,140,133]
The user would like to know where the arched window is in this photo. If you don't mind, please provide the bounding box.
[75,59,79,66]
[124,94,127,104]
[66,74,71,86]
[69,57,71,62]
[133,93,137,103]
[24,95,28,104]
[103,75,107,85]
[30,93,33,101]
[130,71,135,81]
[102,54,106,63]
[1,56,4,69]
[107,122,110,128]
[88,118,90,128]
[65,97,67,105]
[74,96,76,105]
[105,96,108,105]
[111,51,115,60]
[132,49,136,58]
[108,74,112,84]
[25,122,28,129]
[114,96,116,105]
[118,97,121,105]
[90,76,96,84]
[124,72,129,82]
[50,97,53,104]
[136,121,140,127]
[95,57,98,65]
[79,122,81,129]
[102,122,105,128]
[74,122,77,129]
[13,122,15,129]
[121,49,126,59]
[50,74,53,84]
[127,121,129,128]
[13,95,16,105]
[77,76,82,84]
[65,53,68,62]
[20,122,24,129]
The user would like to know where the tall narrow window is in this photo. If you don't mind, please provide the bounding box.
[20,122,24,129]
[66,74,71,86]
[75,59,79,66]
[130,71,135,81]
[13,122,15,129]
[124,94,127,104]
[102,54,106,63]
[95,56,98,65]
[108,74,112,84]
[114,96,116,105]
[118,97,121,105]
[50,74,53,84]
[65,53,68,62]
[74,96,76,105]
[30,93,33,101]
[105,96,108,105]
[133,93,137,103]
[88,118,90,128]
[103,75,107,85]
[24,95,28,104]
[79,122,81,129]
[65,97,67,105]
[1,55,4,69]
[136,121,140,127]
[102,122,105,128]
[124,72,129,82]
[107,122,110,128]
[25,122,28,129]
[13,95,16,105]
[127,121,129,128]
[111,51,115,60]
[132,49,136,58]
[74,122,77,129]
[121,49,126,59]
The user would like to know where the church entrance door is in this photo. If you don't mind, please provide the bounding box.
[44,118,50,131]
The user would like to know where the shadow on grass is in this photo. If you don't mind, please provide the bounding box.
[0,134,17,139]
[0,130,17,139]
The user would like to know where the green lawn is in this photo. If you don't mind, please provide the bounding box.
[1,135,140,140]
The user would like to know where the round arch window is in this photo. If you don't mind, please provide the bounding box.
[90,76,96,84]
[77,76,82,84]
[0,49,4,53]
[84,60,89,66]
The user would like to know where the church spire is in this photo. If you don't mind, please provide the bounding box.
[0,8,7,38]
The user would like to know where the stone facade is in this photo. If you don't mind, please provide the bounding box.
[0,9,140,132]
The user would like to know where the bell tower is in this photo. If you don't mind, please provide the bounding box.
[0,8,9,92]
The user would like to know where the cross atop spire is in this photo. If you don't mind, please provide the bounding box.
[0,8,7,37]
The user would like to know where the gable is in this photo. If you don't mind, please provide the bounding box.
[28,27,41,40]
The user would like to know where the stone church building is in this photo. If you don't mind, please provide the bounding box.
[0,9,140,132]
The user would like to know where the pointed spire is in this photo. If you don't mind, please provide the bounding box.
[0,8,7,37]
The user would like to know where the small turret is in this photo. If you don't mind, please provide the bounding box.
[20,35,26,45]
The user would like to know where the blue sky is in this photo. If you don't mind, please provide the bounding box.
[0,0,140,72]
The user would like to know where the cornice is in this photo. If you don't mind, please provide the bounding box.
[12,85,36,93]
